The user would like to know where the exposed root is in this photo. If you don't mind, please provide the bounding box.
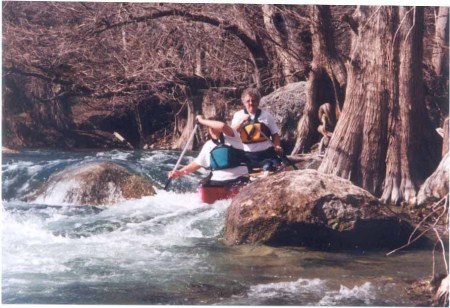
[433,274,449,306]
[387,196,449,306]
[401,177,418,206]
[381,178,401,205]
[387,196,448,255]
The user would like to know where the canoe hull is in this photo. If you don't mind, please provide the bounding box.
[197,185,245,204]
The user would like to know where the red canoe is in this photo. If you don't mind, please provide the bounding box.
[197,184,246,204]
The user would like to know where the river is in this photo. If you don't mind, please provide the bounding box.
[1,149,444,305]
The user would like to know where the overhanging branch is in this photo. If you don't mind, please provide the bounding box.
[91,9,263,62]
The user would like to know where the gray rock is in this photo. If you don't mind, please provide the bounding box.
[35,161,156,206]
[224,169,413,250]
[260,82,307,150]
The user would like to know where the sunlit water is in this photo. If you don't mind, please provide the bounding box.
[1,149,444,305]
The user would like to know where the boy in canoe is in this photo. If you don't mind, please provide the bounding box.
[168,115,250,191]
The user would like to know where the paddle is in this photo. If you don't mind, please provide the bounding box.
[250,124,298,170]
[164,123,199,191]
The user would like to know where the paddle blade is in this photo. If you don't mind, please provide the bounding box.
[280,154,298,170]
[163,178,172,191]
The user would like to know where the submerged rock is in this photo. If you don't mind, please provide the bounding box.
[35,161,156,205]
[224,169,413,250]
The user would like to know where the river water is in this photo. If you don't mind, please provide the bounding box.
[1,149,445,305]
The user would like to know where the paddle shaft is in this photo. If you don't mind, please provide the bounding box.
[164,123,199,190]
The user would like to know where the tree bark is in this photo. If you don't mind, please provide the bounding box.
[291,5,347,154]
[432,7,449,76]
[443,117,449,156]
[262,4,299,85]
[319,6,442,205]
[172,100,198,150]
[171,76,205,150]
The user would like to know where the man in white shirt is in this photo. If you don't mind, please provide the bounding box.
[168,115,249,186]
[231,88,283,173]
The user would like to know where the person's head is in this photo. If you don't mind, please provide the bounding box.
[206,116,222,139]
[241,88,261,114]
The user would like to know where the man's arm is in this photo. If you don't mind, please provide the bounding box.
[271,133,283,154]
[265,111,283,154]
[231,113,250,132]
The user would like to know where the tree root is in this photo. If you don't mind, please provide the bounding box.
[387,196,449,306]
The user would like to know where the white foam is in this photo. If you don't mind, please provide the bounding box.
[2,190,228,283]
[96,150,132,161]
[318,282,376,306]
[2,211,71,275]
[247,277,326,299]
[2,158,81,200]
[33,178,82,205]
[32,177,128,206]
[140,151,175,164]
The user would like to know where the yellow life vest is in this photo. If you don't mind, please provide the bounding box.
[240,109,272,144]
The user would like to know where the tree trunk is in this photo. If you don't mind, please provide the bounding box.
[417,152,449,205]
[432,6,449,76]
[172,100,198,150]
[172,79,204,150]
[291,5,347,154]
[195,48,206,77]
[443,117,449,156]
[319,6,442,205]
[135,103,145,148]
[261,4,299,85]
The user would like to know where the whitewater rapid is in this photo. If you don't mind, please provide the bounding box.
[2,149,442,305]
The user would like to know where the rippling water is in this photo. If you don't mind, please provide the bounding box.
[1,149,444,305]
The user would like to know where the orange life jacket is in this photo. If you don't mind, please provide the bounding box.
[240,109,272,144]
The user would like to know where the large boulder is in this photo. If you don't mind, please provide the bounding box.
[260,82,307,152]
[34,161,156,206]
[224,169,413,250]
[417,153,449,205]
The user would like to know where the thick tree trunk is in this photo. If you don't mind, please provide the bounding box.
[319,6,442,205]
[262,4,299,85]
[432,7,449,76]
[292,68,322,153]
[226,5,273,94]
[291,5,346,154]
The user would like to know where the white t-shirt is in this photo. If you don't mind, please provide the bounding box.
[194,129,249,181]
[231,109,280,152]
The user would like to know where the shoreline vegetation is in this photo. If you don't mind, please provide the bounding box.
[2,2,448,306]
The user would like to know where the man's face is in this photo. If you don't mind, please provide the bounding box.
[243,94,259,114]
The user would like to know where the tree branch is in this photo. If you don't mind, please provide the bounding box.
[91,9,262,59]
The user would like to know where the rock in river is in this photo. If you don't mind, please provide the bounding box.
[224,169,413,250]
[35,161,156,206]
[260,82,307,151]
